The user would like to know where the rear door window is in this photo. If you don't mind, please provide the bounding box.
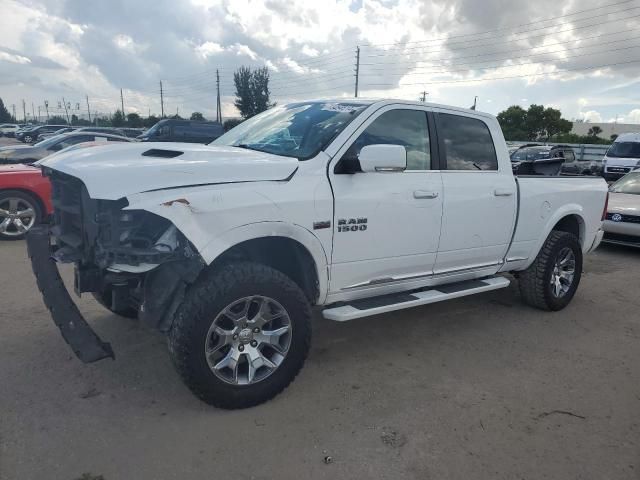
[437,113,498,171]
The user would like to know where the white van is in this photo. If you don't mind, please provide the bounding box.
[603,132,640,181]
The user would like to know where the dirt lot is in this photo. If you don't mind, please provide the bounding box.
[1,239,639,480]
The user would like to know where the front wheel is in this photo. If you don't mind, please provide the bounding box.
[168,261,312,409]
[518,231,583,311]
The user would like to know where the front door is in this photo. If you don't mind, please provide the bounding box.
[433,111,517,274]
[328,106,443,297]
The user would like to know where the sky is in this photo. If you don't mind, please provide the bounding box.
[1,0,640,123]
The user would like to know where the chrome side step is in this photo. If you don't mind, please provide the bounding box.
[322,276,510,322]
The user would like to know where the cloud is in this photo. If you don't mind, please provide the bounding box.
[1,0,640,122]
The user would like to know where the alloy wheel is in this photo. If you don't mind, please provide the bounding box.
[0,197,37,237]
[550,247,576,298]
[205,295,293,386]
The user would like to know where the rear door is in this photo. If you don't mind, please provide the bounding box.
[433,111,517,274]
[328,105,443,294]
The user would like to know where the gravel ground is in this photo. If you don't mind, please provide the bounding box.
[0,239,639,480]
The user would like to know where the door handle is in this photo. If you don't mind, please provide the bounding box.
[413,190,439,199]
[494,189,514,197]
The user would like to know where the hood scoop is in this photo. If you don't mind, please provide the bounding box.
[141,149,184,158]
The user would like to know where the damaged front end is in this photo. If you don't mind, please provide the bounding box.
[27,169,204,363]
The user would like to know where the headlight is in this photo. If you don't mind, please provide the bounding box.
[602,158,607,165]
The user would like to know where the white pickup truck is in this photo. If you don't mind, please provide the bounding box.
[29,99,608,409]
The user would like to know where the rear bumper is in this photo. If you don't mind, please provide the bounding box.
[26,224,114,363]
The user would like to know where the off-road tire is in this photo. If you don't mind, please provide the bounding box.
[518,230,582,311]
[91,290,138,319]
[168,261,312,409]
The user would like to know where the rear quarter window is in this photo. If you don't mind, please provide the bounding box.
[437,113,498,171]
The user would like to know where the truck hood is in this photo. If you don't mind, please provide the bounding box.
[40,142,299,200]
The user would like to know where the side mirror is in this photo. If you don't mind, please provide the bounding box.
[358,144,407,173]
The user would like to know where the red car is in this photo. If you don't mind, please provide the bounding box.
[0,163,52,240]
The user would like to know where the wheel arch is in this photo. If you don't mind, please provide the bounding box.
[200,222,329,305]
[526,206,587,269]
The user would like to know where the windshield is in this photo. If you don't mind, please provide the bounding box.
[212,101,370,160]
[610,172,640,195]
[607,142,640,159]
[511,148,551,161]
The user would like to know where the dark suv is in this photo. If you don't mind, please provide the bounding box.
[139,119,224,143]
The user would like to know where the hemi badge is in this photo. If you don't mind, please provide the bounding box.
[313,221,331,230]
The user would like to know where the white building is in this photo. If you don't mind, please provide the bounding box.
[571,121,640,140]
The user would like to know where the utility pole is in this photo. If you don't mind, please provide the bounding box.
[86,95,92,123]
[420,91,428,102]
[31,102,36,122]
[44,100,49,121]
[354,46,360,98]
[216,69,222,123]
[38,106,41,122]
[62,97,71,124]
[22,99,26,123]
[120,88,125,115]
[159,80,165,118]
[11,104,16,122]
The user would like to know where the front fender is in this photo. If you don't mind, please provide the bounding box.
[125,186,330,304]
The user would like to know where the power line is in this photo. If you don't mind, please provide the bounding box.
[362,8,640,57]
[363,58,640,88]
[362,0,636,47]
[359,28,640,70]
[359,41,640,78]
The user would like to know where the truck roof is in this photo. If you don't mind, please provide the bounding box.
[614,132,640,142]
[303,98,497,120]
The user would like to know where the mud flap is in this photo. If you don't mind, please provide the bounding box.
[26,225,115,363]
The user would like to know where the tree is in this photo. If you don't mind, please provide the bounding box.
[496,106,527,141]
[0,97,11,123]
[48,115,68,125]
[190,112,205,121]
[144,115,159,128]
[126,112,143,127]
[588,126,603,137]
[233,66,274,119]
[496,104,572,141]
[223,118,244,131]
[111,110,126,127]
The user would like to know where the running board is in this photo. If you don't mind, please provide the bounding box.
[322,276,510,322]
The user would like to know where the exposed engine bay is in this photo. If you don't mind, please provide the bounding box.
[45,168,205,331]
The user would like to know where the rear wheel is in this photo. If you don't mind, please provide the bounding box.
[168,261,312,409]
[518,230,582,311]
[0,190,42,240]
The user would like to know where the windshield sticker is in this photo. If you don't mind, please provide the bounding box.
[321,104,360,113]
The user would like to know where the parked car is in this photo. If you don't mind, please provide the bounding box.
[38,127,77,140]
[75,126,126,137]
[0,141,127,240]
[0,132,131,164]
[139,119,223,143]
[602,169,640,247]
[120,127,146,138]
[30,99,608,409]
[602,133,640,181]
[0,163,52,240]
[16,125,69,143]
[510,145,570,175]
[0,124,20,137]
